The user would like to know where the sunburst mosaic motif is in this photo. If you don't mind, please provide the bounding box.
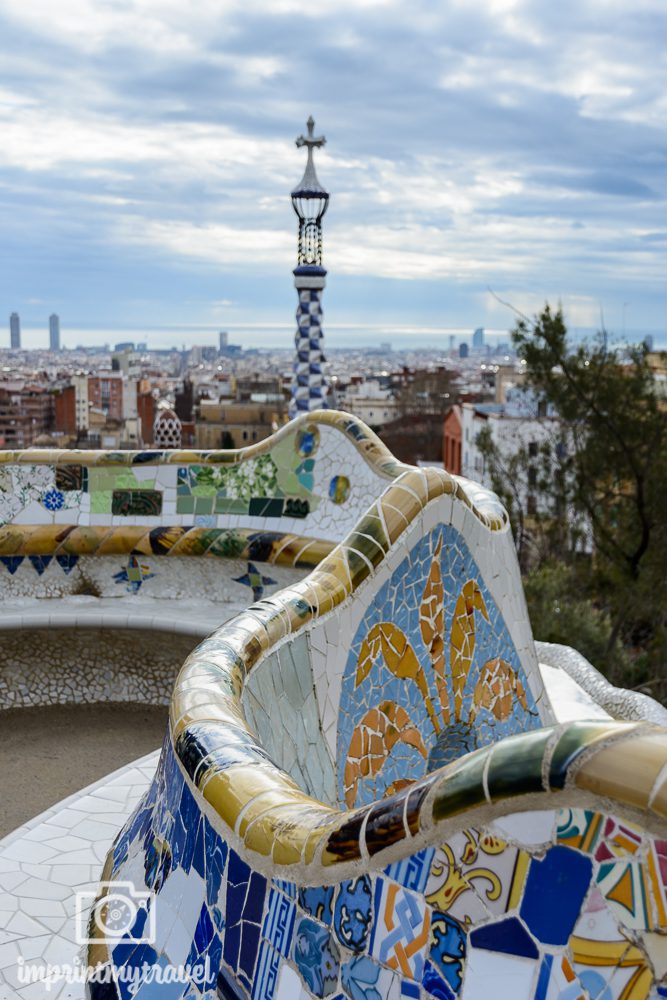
[337,525,539,808]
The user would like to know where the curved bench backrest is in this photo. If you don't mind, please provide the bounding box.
[0,412,403,601]
[241,466,551,810]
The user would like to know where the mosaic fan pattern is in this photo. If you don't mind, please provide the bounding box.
[337,526,539,808]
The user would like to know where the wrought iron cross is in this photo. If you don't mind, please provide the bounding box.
[295,116,326,153]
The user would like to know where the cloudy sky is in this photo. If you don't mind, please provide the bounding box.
[0,0,665,348]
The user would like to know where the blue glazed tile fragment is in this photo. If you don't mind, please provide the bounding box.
[422,960,456,1000]
[193,903,215,955]
[116,944,158,1000]
[520,845,592,945]
[223,851,267,988]
[341,954,383,1000]
[251,942,281,1000]
[262,888,296,955]
[193,817,206,880]
[56,553,79,573]
[470,916,538,959]
[0,556,23,574]
[298,885,334,924]
[429,913,466,991]
[292,916,340,998]
[204,818,227,903]
[578,970,613,1000]
[385,848,435,893]
[535,954,553,1000]
[334,876,373,952]
[29,554,52,574]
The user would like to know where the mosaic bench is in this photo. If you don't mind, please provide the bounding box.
[0,412,404,709]
[86,460,667,1000]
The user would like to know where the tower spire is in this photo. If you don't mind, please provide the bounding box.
[288,118,333,419]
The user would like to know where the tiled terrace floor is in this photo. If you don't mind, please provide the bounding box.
[0,751,158,1000]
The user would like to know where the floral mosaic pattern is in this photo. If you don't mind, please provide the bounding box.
[99,738,667,1000]
[0,417,401,595]
[0,463,82,523]
[337,526,539,808]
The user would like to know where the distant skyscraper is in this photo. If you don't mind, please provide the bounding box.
[49,314,61,352]
[459,342,469,359]
[472,327,484,350]
[9,313,20,349]
[289,117,332,419]
[219,331,228,351]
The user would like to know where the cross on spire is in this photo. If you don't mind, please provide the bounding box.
[292,117,328,198]
[296,116,326,153]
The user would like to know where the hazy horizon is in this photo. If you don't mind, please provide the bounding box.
[4,321,664,354]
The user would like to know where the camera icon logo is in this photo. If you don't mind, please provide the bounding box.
[75,881,155,946]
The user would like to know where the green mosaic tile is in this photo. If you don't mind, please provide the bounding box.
[177,496,195,514]
[248,497,284,518]
[283,498,310,518]
[194,496,215,515]
[91,490,112,514]
[111,489,163,516]
[214,498,249,514]
[486,728,552,801]
[431,748,488,821]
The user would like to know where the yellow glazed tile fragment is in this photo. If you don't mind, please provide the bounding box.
[170,697,248,740]
[63,527,112,555]
[386,482,423,525]
[201,765,303,831]
[97,527,147,554]
[379,499,411,544]
[237,787,318,838]
[649,769,667,822]
[396,468,430,505]
[575,732,667,811]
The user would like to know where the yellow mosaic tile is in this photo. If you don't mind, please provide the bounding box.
[575,732,667,811]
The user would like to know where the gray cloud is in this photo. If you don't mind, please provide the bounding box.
[0,0,665,342]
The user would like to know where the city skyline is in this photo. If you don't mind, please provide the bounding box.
[0,1,666,343]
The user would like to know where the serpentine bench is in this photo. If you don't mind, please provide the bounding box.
[0,412,403,708]
[85,448,667,1000]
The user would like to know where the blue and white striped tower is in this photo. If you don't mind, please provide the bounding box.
[289,117,333,419]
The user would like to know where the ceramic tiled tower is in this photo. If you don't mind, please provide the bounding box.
[289,117,334,419]
[153,405,182,448]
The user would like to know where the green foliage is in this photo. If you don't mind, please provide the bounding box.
[485,303,667,692]
[523,563,631,680]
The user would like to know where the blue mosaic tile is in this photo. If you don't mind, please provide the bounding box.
[520,845,592,945]
[385,848,435,894]
[333,877,373,952]
[223,851,267,990]
[470,916,538,959]
[0,555,23,574]
[251,888,296,1000]
[341,955,385,1000]
[28,554,52,575]
[292,916,340,998]
[427,912,467,993]
[55,553,79,573]
[423,960,456,1000]
[298,885,334,924]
